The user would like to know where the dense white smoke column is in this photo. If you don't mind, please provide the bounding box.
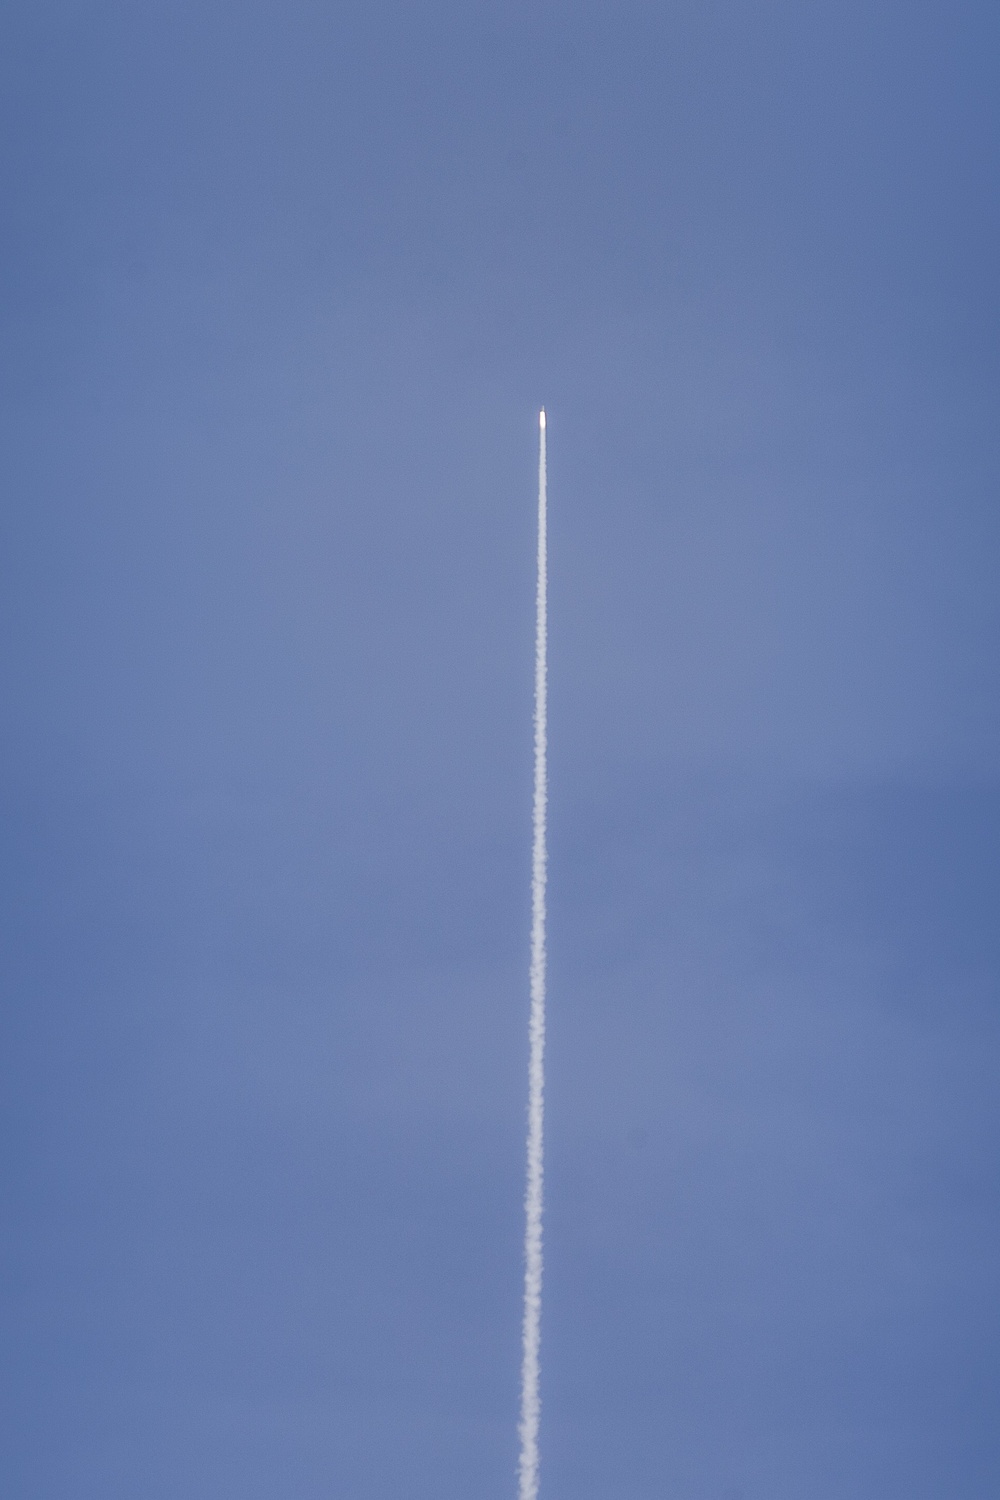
[519,408,547,1500]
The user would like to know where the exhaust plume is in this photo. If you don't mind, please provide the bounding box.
[519,408,547,1500]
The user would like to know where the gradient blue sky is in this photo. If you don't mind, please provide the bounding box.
[2,3,999,1497]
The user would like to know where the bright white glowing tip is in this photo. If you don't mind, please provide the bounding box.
[539,409,546,428]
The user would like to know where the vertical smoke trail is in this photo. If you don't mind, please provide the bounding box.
[519,408,547,1500]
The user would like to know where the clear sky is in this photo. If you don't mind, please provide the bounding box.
[1,2,998,1497]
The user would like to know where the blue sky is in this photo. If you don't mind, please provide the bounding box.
[1,2,998,1496]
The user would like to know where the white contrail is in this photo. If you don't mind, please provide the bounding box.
[519,407,547,1500]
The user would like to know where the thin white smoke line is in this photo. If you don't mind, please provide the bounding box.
[519,407,547,1500]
